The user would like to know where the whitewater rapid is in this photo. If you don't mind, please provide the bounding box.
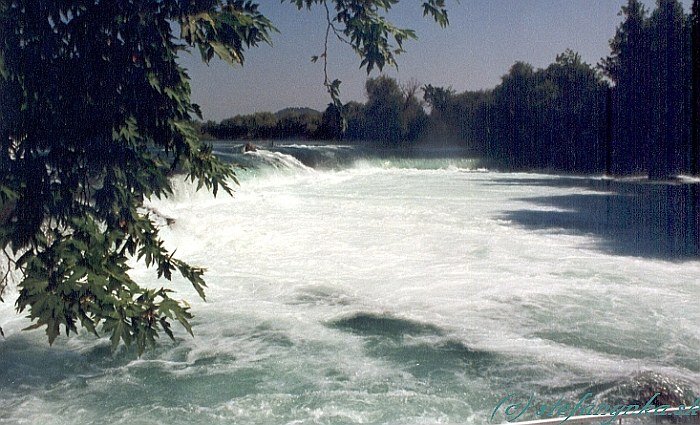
[0,149,698,424]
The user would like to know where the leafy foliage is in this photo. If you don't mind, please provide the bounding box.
[0,0,276,354]
[287,0,448,72]
[0,0,449,354]
[285,0,448,114]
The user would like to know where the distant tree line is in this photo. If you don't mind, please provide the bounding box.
[200,77,428,147]
[424,0,698,177]
[424,49,608,173]
[202,0,700,178]
[201,108,322,140]
[602,0,694,178]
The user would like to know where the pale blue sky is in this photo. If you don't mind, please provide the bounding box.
[178,0,687,121]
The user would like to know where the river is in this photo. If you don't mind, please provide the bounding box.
[0,144,698,424]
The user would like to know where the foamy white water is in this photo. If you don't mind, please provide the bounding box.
[1,152,698,424]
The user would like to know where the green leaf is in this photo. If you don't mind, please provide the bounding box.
[210,42,240,65]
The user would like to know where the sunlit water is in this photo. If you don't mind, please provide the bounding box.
[1,145,698,424]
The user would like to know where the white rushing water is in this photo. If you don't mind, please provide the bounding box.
[0,149,698,424]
